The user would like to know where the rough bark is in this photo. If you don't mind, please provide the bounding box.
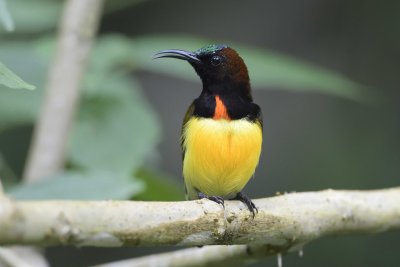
[0,188,399,249]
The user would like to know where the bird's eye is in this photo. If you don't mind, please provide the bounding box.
[210,55,222,66]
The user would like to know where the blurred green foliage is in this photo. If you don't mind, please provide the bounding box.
[128,35,369,101]
[0,0,14,31]
[134,168,183,201]
[9,170,144,200]
[0,42,45,129]
[1,0,60,33]
[0,61,35,90]
[1,1,398,267]
[0,0,367,201]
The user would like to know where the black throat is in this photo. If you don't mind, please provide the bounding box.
[192,88,261,122]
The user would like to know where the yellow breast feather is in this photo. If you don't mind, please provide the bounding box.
[182,117,262,199]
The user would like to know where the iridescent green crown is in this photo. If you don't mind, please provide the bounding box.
[196,44,228,55]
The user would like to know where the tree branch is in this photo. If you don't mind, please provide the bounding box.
[0,188,399,249]
[6,2,103,264]
[23,0,104,183]
[92,245,259,267]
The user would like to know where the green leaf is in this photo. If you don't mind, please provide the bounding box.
[88,35,135,73]
[0,0,14,32]
[2,37,160,176]
[8,170,144,200]
[69,74,160,174]
[0,0,61,34]
[0,42,46,130]
[0,61,36,90]
[0,89,40,131]
[242,48,366,100]
[129,35,369,101]
[35,36,161,176]
[134,168,183,201]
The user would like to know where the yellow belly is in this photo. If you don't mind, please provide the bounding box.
[182,117,262,199]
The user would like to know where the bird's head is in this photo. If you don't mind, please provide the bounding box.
[154,44,251,100]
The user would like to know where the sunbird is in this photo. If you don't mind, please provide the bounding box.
[154,44,262,216]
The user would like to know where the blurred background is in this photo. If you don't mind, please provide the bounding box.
[0,0,399,266]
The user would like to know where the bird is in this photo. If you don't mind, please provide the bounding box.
[154,44,262,216]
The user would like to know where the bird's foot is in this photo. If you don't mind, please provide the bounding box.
[198,192,225,208]
[233,191,258,218]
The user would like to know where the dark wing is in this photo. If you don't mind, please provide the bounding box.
[250,103,263,131]
[180,103,195,161]
[256,106,263,131]
[249,104,262,183]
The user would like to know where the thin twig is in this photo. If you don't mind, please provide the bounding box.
[93,245,252,267]
[0,246,48,267]
[23,0,104,183]
[6,1,104,265]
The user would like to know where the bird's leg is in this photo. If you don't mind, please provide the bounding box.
[233,191,258,218]
[198,192,225,208]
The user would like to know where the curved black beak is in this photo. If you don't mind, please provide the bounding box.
[153,49,201,64]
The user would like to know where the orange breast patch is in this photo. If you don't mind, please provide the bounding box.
[213,95,231,120]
